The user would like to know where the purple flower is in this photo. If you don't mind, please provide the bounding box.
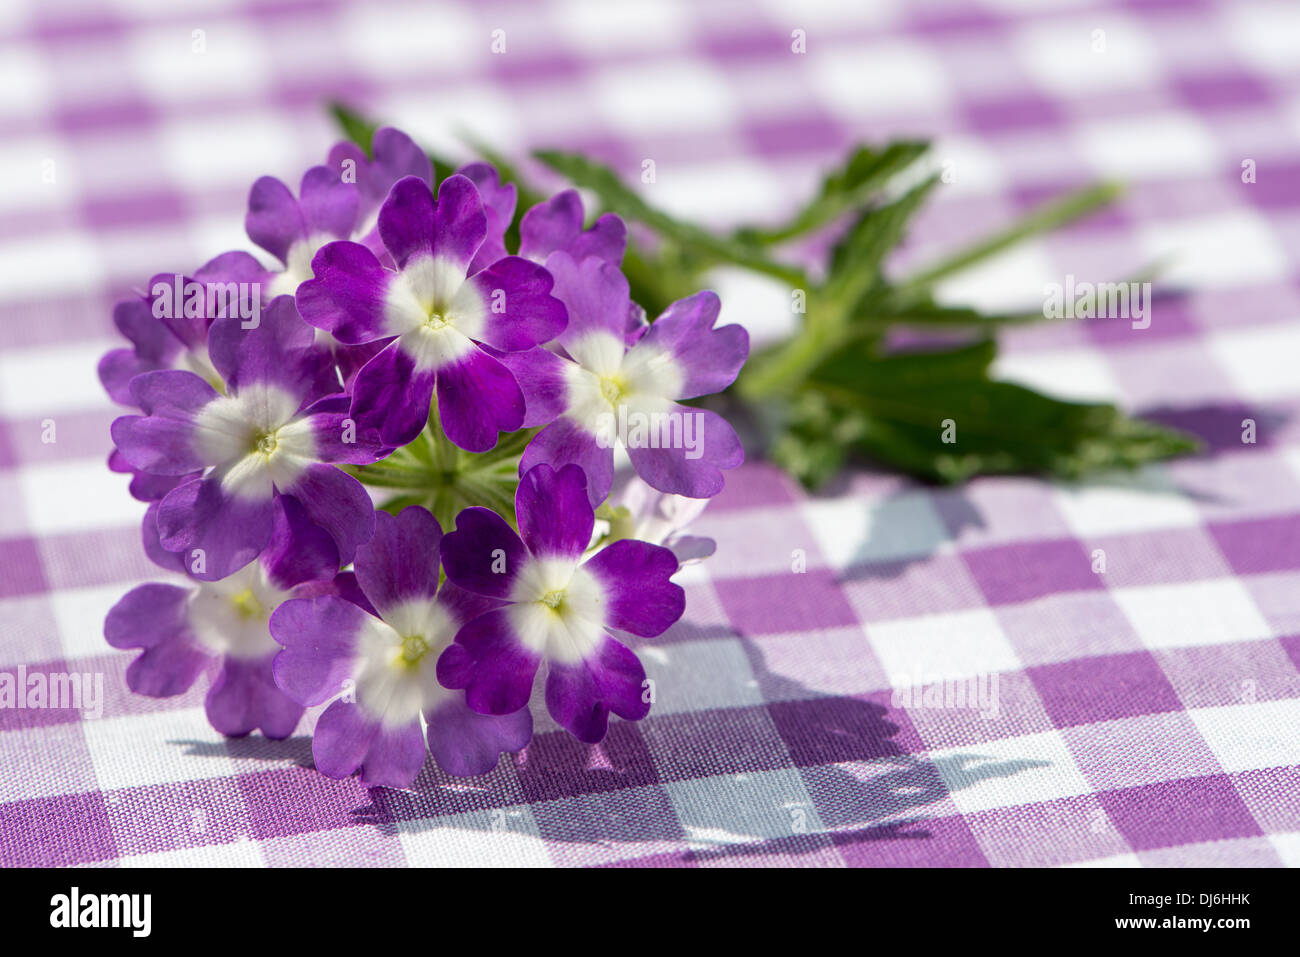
[233,128,433,383]
[269,506,532,786]
[603,472,716,566]
[110,296,383,581]
[327,127,434,238]
[97,253,270,408]
[296,174,567,451]
[437,463,684,743]
[103,496,347,739]
[457,162,517,274]
[507,252,748,506]
[518,189,626,267]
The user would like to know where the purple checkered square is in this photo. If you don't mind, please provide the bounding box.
[1095,774,1263,851]
[1029,651,1184,727]
[964,538,1103,606]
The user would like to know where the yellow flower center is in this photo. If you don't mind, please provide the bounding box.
[540,589,566,612]
[229,588,265,621]
[599,374,626,406]
[399,634,430,668]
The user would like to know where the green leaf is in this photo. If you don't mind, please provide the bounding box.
[799,340,1199,484]
[532,149,808,286]
[328,101,378,158]
[827,174,940,302]
[851,296,1043,330]
[735,140,929,245]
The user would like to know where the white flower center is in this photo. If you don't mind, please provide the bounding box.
[268,233,332,298]
[194,383,316,499]
[563,332,685,440]
[382,256,486,371]
[188,563,288,660]
[353,600,457,727]
[507,557,607,665]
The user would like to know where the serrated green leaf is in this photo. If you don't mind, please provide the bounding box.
[735,140,929,245]
[532,149,807,286]
[799,340,1200,485]
[827,174,940,302]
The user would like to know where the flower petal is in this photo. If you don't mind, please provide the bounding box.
[583,538,685,636]
[104,582,191,651]
[312,699,426,787]
[195,249,273,287]
[104,583,208,697]
[112,296,176,362]
[516,463,593,559]
[624,405,744,499]
[354,506,441,617]
[425,694,532,776]
[432,174,488,273]
[638,290,748,398]
[99,347,163,406]
[464,256,567,351]
[205,654,304,739]
[246,175,306,264]
[437,609,541,715]
[547,251,632,352]
[436,581,505,629]
[126,640,209,698]
[357,718,428,788]
[349,340,436,448]
[439,507,528,600]
[270,594,369,705]
[296,240,396,344]
[298,164,358,240]
[130,468,192,504]
[207,295,335,403]
[545,635,650,743]
[519,190,583,261]
[496,346,571,428]
[142,501,189,573]
[519,417,615,507]
[458,161,517,275]
[377,175,438,270]
[111,370,220,475]
[298,395,388,465]
[261,494,341,590]
[564,212,626,266]
[434,346,524,452]
[331,127,433,222]
[280,465,376,568]
[157,475,276,581]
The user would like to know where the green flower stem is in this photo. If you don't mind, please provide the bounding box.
[347,405,534,531]
[737,289,851,401]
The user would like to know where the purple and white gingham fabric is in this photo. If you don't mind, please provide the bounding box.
[2,0,1299,867]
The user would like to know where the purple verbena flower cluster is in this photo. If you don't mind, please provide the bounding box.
[101,128,748,788]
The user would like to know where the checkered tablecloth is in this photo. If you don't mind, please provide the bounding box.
[2,0,1299,867]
